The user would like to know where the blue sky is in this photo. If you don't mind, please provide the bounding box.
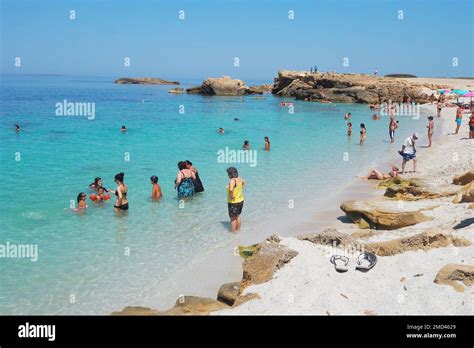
[1,0,473,80]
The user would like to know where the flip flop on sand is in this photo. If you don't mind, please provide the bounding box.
[355,252,377,272]
[330,255,350,272]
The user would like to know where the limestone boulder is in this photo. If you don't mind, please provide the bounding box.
[453,170,474,185]
[434,264,474,292]
[452,183,474,203]
[364,230,471,256]
[217,282,240,306]
[384,178,460,200]
[340,199,435,230]
[186,76,260,96]
[112,296,229,316]
[240,241,298,292]
[297,227,355,246]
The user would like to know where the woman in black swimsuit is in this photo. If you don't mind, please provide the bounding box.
[111,172,128,212]
[185,160,204,193]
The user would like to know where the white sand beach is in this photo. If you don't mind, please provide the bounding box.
[215,102,474,315]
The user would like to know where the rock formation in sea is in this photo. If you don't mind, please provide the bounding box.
[271,70,438,103]
[186,76,272,96]
[114,77,180,85]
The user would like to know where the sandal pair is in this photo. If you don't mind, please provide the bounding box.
[330,252,377,273]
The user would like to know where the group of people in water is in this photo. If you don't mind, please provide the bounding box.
[76,162,245,232]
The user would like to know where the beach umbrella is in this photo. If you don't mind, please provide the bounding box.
[463,92,474,97]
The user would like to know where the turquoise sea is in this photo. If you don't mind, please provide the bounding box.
[0,75,432,314]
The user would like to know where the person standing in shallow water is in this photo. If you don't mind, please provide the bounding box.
[226,167,245,233]
[264,136,270,151]
[111,172,128,212]
[359,123,366,145]
[185,160,204,193]
[150,175,162,200]
[426,116,434,147]
[243,140,250,150]
[175,161,195,198]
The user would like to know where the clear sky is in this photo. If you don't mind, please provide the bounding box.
[1,0,473,80]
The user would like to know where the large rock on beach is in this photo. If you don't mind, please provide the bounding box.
[453,170,474,186]
[434,264,474,292]
[115,77,179,85]
[297,227,355,246]
[364,230,471,256]
[217,282,240,306]
[186,76,266,96]
[452,183,474,203]
[272,70,435,104]
[383,178,460,201]
[112,296,229,316]
[340,199,435,230]
[240,240,298,292]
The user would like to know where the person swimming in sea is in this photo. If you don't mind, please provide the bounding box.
[226,167,245,233]
[359,123,366,145]
[347,122,352,136]
[121,125,127,133]
[110,172,128,212]
[15,124,20,132]
[243,140,250,150]
[344,113,351,120]
[218,127,225,134]
[264,136,270,151]
[175,161,196,198]
[89,177,108,192]
[150,175,162,200]
[77,192,87,209]
[185,160,204,193]
[92,187,110,202]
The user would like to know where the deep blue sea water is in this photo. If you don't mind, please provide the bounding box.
[0,75,431,314]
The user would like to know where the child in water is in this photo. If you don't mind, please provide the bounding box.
[347,122,352,136]
[93,187,109,202]
[77,192,87,209]
[150,175,162,200]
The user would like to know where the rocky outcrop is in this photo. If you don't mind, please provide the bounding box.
[298,227,355,246]
[240,240,298,292]
[115,77,179,85]
[248,84,273,94]
[168,87,185,94]
[186,76,267,96]
[453,170,474,185]
[452,183,474,203]
[217,282,240,306]
[383,178,460,201]
[112,296,229,316]
[434,264,474,292]
[364,230,471,256]
[272,70,435,104]
[340,199,435,230]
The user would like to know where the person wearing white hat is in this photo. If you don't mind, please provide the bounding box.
[399,133,419,174]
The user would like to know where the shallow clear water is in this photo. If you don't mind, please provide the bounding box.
[0,75,430,314]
